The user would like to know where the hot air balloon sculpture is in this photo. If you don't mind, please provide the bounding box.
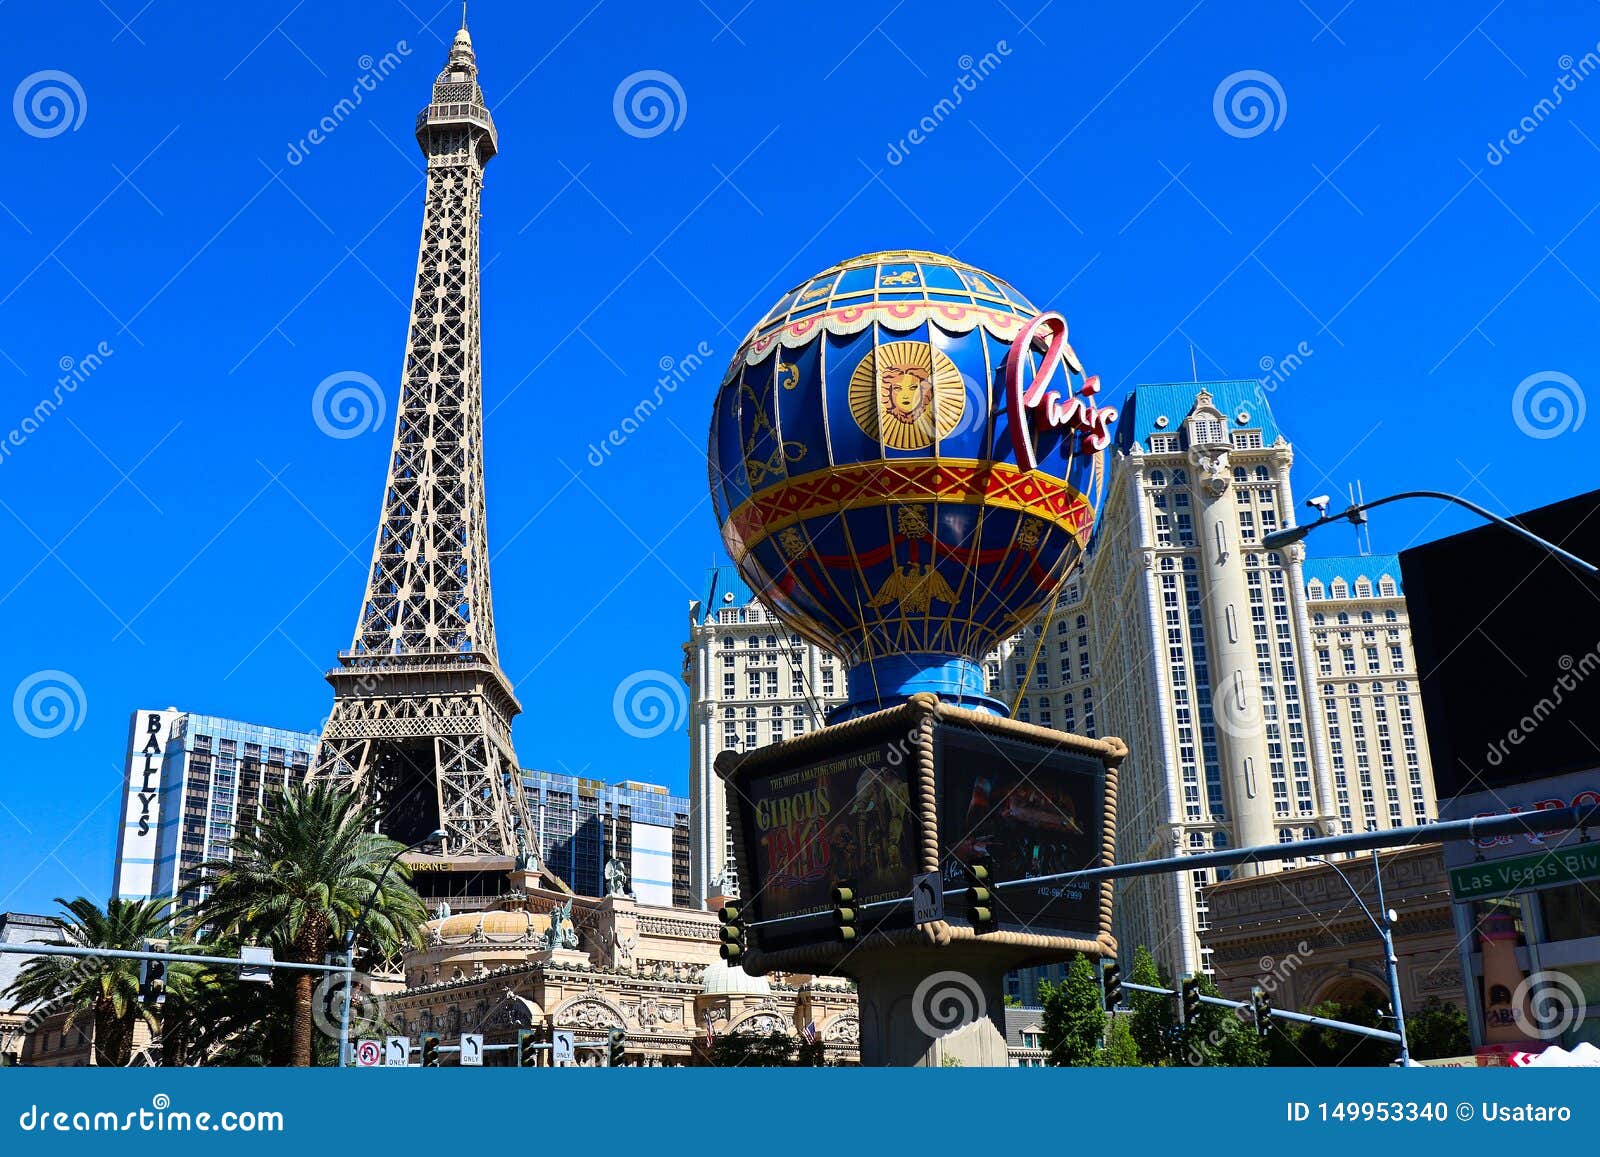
[708,250,1115,718]
[709,252,1128,1066]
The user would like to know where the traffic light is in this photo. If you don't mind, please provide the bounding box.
[964,859,996,931]
[607,1028,626,1067]
[516,1028,540,1068]
[139,939,168,1006]
[718,903,745,962]
[419,1031,441,1067]
[831,882,857,943]
[1180,975,1201,1024]
[1101,959,1123,1011]
[1251,987,1272,1037]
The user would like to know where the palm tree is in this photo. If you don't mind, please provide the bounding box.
[4,896,174,1066]
[194,783,427,1067]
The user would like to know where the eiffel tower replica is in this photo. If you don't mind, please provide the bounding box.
[311,20,535,901]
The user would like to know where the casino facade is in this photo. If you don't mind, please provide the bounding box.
[380,872,861,1066]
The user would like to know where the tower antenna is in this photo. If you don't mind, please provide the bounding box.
[1189,343,1198,383]
[1349,480,1373,556]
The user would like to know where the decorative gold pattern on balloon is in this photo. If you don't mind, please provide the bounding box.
[896,505,931,541]
[779,527,808,558]
[1016,519,1041,550]
[776,362,799,391]
[740,376,807,486]
[847,341,965,451]
[866,564,957,614]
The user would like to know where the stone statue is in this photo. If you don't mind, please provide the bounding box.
[515,828,539,873]
[544,898,579,951]
[604,856,630,897]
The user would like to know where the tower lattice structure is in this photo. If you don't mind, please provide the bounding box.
[311,25,532,869]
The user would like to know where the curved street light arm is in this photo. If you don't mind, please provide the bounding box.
[1268,489,1598,576]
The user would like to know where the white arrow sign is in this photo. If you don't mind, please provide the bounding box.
[551,1030,575,1065]
[459,1033,483,1066]
[354,1039,381,1067]
[384,1036,411,1067]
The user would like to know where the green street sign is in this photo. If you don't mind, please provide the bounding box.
[1449,844,1600,901]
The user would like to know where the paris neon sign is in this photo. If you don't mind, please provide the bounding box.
[1004,310,1117,471]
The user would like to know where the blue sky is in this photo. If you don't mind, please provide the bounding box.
[0,0,1595,913]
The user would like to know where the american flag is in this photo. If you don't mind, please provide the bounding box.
[801,1021,818,1045]
[704,1011,716,1048]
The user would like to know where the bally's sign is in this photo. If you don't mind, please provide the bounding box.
[115,709,180,901]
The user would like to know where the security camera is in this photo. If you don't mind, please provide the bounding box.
[1305,495,1331,515]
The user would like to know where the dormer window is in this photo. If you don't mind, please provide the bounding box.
[1379,578,1396,596]
[1149,433,1178,452]
[1231,430,1264,449]
[1189,416,1225,445]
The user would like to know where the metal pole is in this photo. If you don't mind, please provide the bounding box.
[744,804,1600,930]
[1264,490,1598,577]
[0,943,347,970]
[340,830,442,1067]
[1371,848,1411,1065]
[1304,851,1411,1064]
[1122,980,1404,1045]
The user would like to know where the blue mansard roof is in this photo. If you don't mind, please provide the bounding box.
[1301,554,1405,597]
[1115,380,1282,452]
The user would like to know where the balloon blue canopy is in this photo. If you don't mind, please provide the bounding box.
[708,251,1114,719]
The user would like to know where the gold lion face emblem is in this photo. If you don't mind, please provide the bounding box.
[848,340,966,451]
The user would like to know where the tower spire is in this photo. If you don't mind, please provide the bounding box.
[311,27,530,885]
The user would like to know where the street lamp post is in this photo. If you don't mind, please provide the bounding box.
[1306,850,1411,1066]
[1261,489,1598,577]
[339,828,444,1067]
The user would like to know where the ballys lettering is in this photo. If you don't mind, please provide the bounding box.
[136,712,163,837]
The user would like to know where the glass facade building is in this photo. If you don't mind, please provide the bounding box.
[522,772,691,908]
[113,709,318,907]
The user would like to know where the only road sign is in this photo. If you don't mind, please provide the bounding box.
[912,871,944,925]
[384,1036,410,1067]
[460,1033,483,1066]
[551,1030,575,1065]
